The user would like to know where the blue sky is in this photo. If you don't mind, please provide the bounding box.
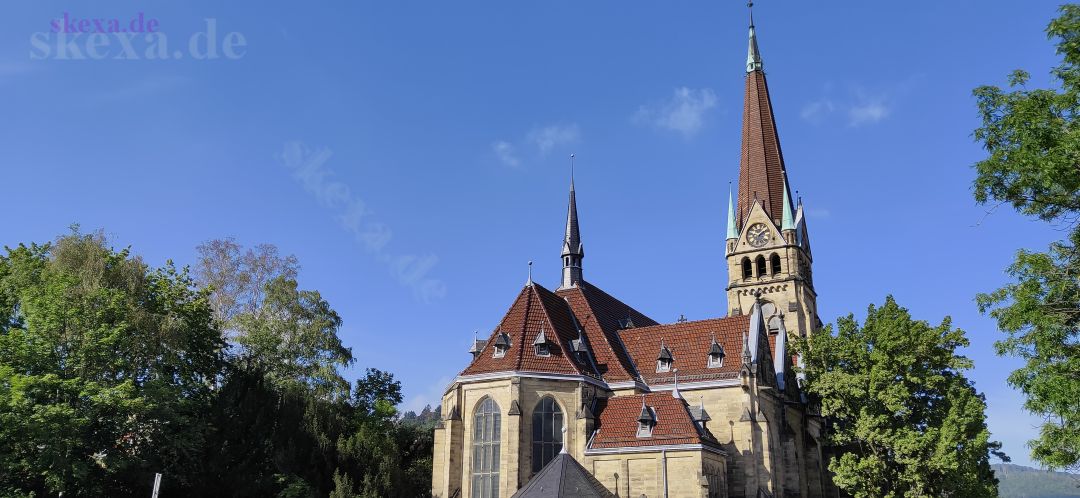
[0,1,1067,468]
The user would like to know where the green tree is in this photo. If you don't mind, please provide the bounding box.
[191,240,432,497]
[797,297,1000,498]
[0,230,224,497]
[232,276,354,400]
[0,233,435,497]
[972,4,1080,472]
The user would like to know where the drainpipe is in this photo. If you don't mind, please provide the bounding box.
[661,449,669,498]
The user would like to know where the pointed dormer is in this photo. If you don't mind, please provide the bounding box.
[559,156,584,290]
[736,7,792,228]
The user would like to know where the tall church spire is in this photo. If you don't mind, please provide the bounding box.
[559,155,584,289]
[736,4,792,228]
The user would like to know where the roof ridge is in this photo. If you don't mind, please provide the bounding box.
[531,283,587,376]
[573,283,643,380]
[627,314,750,332]
[515,285,534,372]
[556,285,635,381]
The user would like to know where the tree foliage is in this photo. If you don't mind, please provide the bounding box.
[0,229,225,496]
[797,296,1001,498]
[0,232,434,497]
[973,4,1080,472]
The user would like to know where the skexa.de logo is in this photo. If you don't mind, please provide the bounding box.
[31,15,246,61]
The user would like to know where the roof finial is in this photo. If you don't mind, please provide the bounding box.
[559,425,568,454]
[570,153,576,190]
[746,1,763,73]
[559,156,584,290]
[527,260,533,285]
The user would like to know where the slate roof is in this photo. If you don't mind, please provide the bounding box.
[618,315,752,386]
[590,393,719,450]
[511,453,615,498]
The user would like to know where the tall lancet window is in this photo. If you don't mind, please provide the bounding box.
[472,397,501,498]
[531,396,564,473]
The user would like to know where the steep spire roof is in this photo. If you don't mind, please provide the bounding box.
[560,155,584,289]
[736,8,793,228]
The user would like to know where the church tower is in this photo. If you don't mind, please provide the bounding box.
[725,12,819,338]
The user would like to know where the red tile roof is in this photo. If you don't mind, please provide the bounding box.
[557,281,656,383]
[590,393,718,449]
[618,315,751,386]
[737,68,792,227]
[458,280,792,397]
[461,283,588,377]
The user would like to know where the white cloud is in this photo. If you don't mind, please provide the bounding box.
[800,99,835,124]
[527,124,580,154]
[492,141,521,168]
[848,99,890,127]
[491,123,580,169]
[635,87,718,138]
[800,79,918,128]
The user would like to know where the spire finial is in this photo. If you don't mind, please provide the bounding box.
[570,154,576,190]
[746,2,763,72]
[559,157,584,290]
[527,260,533,285]
[559,425,568,454]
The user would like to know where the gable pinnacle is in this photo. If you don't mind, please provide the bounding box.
[781,179,795,231]
[726,183,738,240]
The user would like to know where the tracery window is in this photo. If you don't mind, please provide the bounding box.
[471,397,501,498]
[531,397,564,473]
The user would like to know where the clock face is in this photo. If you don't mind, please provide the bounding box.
[747,223,770,247]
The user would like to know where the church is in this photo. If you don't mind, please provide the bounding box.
[432,11,836,498]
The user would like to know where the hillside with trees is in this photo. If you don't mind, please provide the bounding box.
[994,464,1080,498]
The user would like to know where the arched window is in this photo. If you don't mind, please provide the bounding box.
[770,253,781,276]
[741,258,752,279]
[472,397,501,498]
[755,255,766,277]
[531,397,564,473]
